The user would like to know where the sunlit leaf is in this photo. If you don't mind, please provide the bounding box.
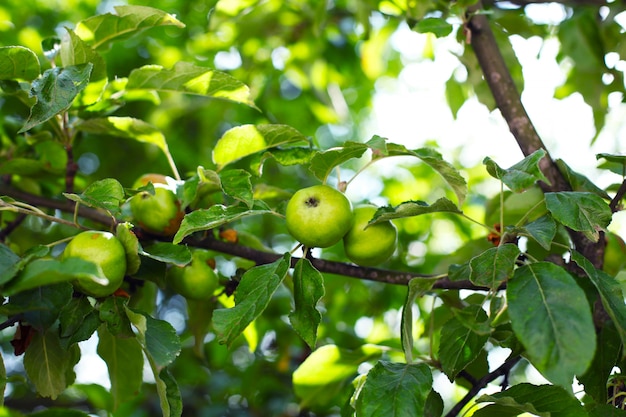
[309,142,369,183]
[414,17,453,37]
[138,243,191,267]
[127,62,256,108]
[507,262,595,389]
[545,191,611,241]
[293,344,383,408]
[402,277,438,363]
[19,63,93,133]
[289,258,325,349]
[212,254,290,347]
[63,178,124,214]
[75,5,185,50]
[484,149,550,192]
[371,197,462,224]
[212,124,308,168]
[219,169,254,208]
[0,46,40,81]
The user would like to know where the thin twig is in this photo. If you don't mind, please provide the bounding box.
[444,355,522,417]
[610,179,626,212]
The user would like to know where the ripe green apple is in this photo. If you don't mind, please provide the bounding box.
[343,206,397,266]
[285,184,353,248]
[62,230,127,298]
[130,183,184,236]
[166,250,219,300]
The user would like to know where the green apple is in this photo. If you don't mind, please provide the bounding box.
[130,183,184,236]
[62,230,127,297]
[343,206,397,266]
[285,184,353,248]
[166,249,219,300]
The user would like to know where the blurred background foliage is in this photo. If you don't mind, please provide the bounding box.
[2,0,626,415]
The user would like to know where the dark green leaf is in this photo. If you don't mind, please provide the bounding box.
[59,297,100,349]
[469,243,519,289]
[545,192,612,241]
[0,244,21,285]
[213,254,291,347]
[293,344,383,409]
[356,361,433,417]
[139,242,191,267]
[30,408,90,417]
[589,404,626,417]
[289,258,325,348]
[212,124,308,168]
[97,326,143,409]
[173,202,274,244]
[402,278,438,362]
[24,329,77,399]
[371,198,462,224]
[116,223,141,275]
[571,250,626,346]
[556,159,610,198]
[475,383,587,417]
[127,61,255,108]
[578,322,621,404]
[0,46,40,81]
[483,150,550,192]
[99,296,134,338]
[75,5,185,50]
[439,314,489,381]
[19,63,93,133]
[445,74,469,119]
[507,262,595,389]
[125,309,181,369]
[521,215,557,250]
[157,367,182,417]
[63,178,124,214]
[597,153,626,176]
[7,283,73,331]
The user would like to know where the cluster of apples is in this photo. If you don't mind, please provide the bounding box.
[285,185,398,266]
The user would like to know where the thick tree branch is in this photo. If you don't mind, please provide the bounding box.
[0,183,489,290]
[466,2,606,269]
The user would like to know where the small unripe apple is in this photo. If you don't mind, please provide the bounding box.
[604,232,626,276]
[166,250,219,300]
[285,185,353,248]
[133,173,168,188]
[130,183,184,236]
[62,230,127,297]
[343,206,397,266]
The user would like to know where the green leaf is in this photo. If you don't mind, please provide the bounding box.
[355,361,433,417]
[97,326,143,409]
[213,254,291,347]
[439,313,489,381]
[75,5,185,50]
[445,74,469,119]
[59,297,100,349]
[219,169,254,208]
[155,367,182,417]
[570,250,626,347]
[5,283,73,331]
[483,149,550,192]
[63,178,124,214]
[597,153,626,176]
[469,243,519,289]
[556,159,610,198]
[139,242,192,267]
[371,198,462,224]
[173,202,274,244]
[589,404,626,417]
[475,383,587,417]
[127,62,256,108]
[212,124,308,168]
[387,145,468,205]
[5,257,107,297]
[545,192,612,241]
[99,297,134,338]
[19,63,93,133]
[578,322,621,404]
[309,142,369,183]
[289,258,325,349]
[414,17,453,37]
[0,243,22,285]
[60,28,106,81]
[293,344,383,408]
[507,262,595,389]
[0,46,40,81]
[0,348,5,406]
[24,329,77,399]
[125,308,181,369]
[520,215,557,250]
[402,278,438,363]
